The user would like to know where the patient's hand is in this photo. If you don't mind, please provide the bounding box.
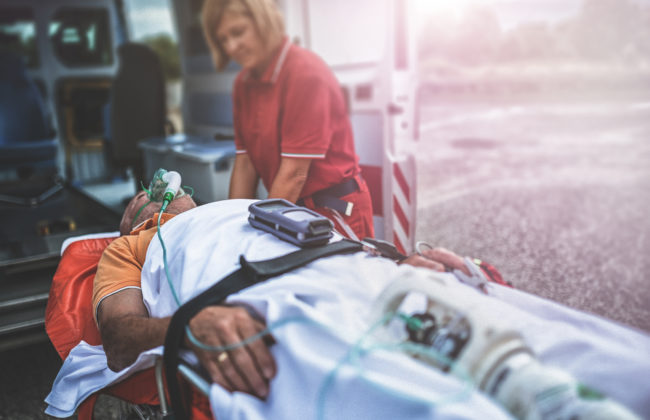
[187,305,277,399]
[401,247,471,276]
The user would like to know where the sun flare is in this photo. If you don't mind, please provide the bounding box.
[415,0,500,17]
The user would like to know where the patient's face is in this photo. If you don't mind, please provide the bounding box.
[120,191,151,236]
[119,191,197,236]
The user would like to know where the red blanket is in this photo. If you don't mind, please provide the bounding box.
[45,237,210,419]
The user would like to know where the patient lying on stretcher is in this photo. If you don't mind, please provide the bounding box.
[46,192,650,419]
[100,191,478,392]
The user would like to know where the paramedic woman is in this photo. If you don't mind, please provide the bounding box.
[201,0,374,240]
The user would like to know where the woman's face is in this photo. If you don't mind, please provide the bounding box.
[216,11,268,74]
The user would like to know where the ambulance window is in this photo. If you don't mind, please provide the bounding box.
[307,0,388,66]
[49,8,113,67]
[0,8,39,68]
[185,0,209,56]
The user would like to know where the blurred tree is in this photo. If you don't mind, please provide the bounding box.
[634,7,650,62]
[499,22,555,63]
[453,6,501,66]
[419,12,456,60]
[141,33,180,81]
[417,0,650,96]
[573,0,638,61]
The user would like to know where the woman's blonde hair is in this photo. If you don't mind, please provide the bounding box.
[201,0,285,71]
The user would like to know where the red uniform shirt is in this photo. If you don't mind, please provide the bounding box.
[233,38,360,198]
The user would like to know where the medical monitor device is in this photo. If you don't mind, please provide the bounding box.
[248,199,333,247]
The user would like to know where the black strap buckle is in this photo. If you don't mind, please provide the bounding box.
[361,238,407,261]
[299,177,360,216]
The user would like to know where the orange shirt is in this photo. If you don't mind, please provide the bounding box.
[92,213,176,323]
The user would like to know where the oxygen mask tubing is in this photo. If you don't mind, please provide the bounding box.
[131,168,187,229]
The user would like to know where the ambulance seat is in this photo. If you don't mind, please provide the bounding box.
[108,42,167,187]
[0,51,57,177]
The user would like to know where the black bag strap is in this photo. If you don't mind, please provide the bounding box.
[163,239,363,419]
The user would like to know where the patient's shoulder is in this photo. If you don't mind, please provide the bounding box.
[130,212,175,234]
[103,226,156,267]
[100,234,140,267]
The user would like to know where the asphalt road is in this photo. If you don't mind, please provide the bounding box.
[1,96,649,419]
[415,97,650,332]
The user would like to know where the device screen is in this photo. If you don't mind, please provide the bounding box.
[257,201,293,211]
[283,209,319,221]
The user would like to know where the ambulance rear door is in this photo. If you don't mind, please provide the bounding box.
[0,0,128,183]
[170,0,418,251]
[280,0,419,252]
[171,0,237,141]
[168,0,245,203]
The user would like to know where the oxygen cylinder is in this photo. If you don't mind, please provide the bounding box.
[484,352,639,420]
[370,272,640,420]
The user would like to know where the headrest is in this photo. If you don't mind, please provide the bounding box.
[0,51,28,82]
[117,43,161,72]
[0,51,50,144]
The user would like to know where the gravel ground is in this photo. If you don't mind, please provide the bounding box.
[2,97,649,419]
[0,342,63,419]
[0,341,123,420]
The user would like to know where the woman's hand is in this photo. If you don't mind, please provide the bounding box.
[229,154,259,199]
[267,157,312,203]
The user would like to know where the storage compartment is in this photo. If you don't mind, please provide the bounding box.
[139,134,236,204]
[56,78,113,182]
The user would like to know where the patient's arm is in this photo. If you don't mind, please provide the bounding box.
[98,289,276,399]
[401,247,471,275]
[98,288,169,372]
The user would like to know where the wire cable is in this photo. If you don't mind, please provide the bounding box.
[157,203,182,307]
[153,196,474,417]
[315,311,474,420]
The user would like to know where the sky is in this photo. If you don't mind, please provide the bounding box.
[481,0,584,29]
[414,0,650,30]
[124,0,176,40]
[127,0,650,41]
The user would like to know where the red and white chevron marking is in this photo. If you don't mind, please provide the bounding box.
[391,155,416,255]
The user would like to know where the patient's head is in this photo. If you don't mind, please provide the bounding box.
[119,190,197,235]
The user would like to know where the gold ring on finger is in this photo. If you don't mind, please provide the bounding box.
[217,351,228,363]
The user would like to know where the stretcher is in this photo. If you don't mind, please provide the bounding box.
[45,214,650,420]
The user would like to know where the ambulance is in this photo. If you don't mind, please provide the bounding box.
[0,0,419,349]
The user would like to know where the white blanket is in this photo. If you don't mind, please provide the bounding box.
[46,200,650,419]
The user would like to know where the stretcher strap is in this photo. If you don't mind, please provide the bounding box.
[163,239,363,420]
